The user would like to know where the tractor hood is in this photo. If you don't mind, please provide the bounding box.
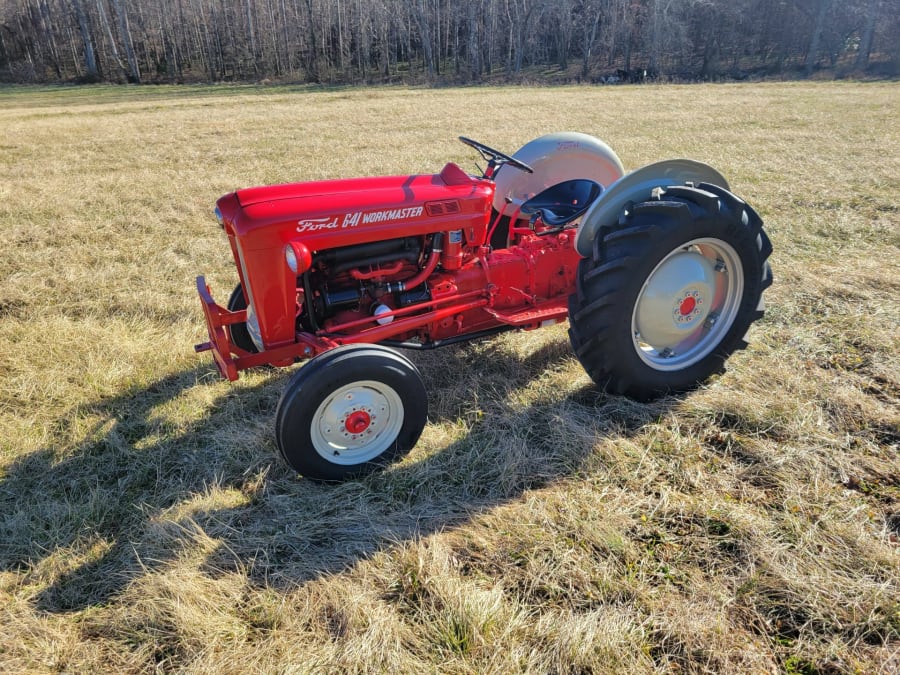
[236,174,429,208]
[219,162,493,252]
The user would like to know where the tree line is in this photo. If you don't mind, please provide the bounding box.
[1,0,897,85]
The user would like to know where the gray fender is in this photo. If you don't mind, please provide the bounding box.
[574,159,730,257]
[493,132,625,212]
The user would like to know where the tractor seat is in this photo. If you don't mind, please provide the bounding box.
[519,179,604,228]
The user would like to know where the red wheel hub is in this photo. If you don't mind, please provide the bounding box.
[679,296,697,316]
[344,410,371,434]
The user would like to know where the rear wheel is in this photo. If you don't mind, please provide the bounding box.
[275,344,428,481]
[568,183,772,400]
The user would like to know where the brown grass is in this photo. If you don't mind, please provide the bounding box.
[1,81,898,673]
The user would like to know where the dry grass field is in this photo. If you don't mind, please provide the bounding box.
[1,81,898,673]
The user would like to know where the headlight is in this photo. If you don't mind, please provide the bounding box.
[284,241,312,275]
[214,206,224,228]
[285,245,298,273]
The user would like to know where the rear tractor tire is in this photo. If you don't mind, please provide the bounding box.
[275,344,428,481]
[568,183,772,400]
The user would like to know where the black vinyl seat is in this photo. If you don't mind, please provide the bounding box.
[519,179,604,228]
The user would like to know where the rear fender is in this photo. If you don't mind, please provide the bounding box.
[574,159,730,257]
[493,132,625,212]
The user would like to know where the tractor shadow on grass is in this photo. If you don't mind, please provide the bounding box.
[2,334,670,613]
[0,365,284,612]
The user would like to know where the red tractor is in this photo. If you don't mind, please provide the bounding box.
[195,133,772,481]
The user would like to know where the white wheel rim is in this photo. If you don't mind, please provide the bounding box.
[632,238,744,371]
[310,380,404,465]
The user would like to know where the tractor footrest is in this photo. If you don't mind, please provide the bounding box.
[485,300,568,327]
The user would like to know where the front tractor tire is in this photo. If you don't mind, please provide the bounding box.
[568,183,772,400]
[226,283,258,354]
[275,345,428,481]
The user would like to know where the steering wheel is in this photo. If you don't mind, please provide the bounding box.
[458,136,534,175]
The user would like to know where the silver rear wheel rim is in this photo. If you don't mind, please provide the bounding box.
[632,238,744,371]
[310,380,404,465]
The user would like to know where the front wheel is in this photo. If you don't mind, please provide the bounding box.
[275,344,428,481]
[568,183,772,400]
[226,283,258,354]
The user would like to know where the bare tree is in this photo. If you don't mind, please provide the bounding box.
[578,0,604,78]
[805,0,833,74]
[413,0,435,78]
[70,0,98,79]
[111,0,138,81]
[466,0,480,80]
[855,0,879,70]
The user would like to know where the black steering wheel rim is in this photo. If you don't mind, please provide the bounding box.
[458,136,534,175]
